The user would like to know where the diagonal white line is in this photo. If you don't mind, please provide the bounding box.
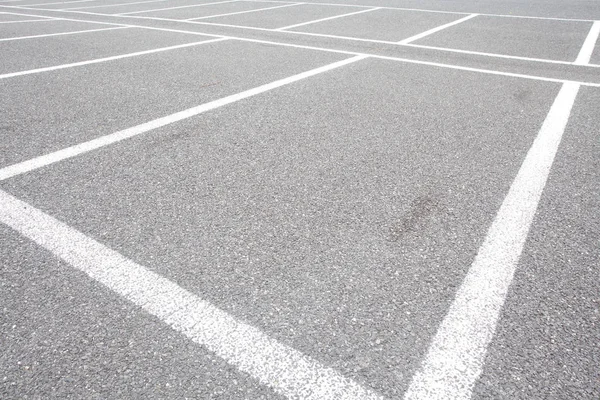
[0,25,128,41]
[398,13,478,44]
[0,55,367,181]
[403,81,580,400]
[186,2,301,21]
[117,0,240,15]
[574,21,600,65]
[275,6,379,31]
[0,94,379,398]
[0,37,226,79]
[62,0,167,11]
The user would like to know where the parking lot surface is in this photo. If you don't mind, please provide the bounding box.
[1,0,599,399]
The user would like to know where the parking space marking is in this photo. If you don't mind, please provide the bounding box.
[0,188,382,400]
[0,55,365,181]
[404,81,580,400]
[0,16,55,21]
[575,21,600,65]
[398,13,478,44]
[117,0,240,16]
[241,0,596,22]
[0,25,127,41]
[275,6,379,31]
[404,43,600,68]
[62,0,167,11]
[186,2,300,22]
[19,0,93,7]
[0,36,226,79]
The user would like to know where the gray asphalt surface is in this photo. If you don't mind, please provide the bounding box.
[1,0,599,399]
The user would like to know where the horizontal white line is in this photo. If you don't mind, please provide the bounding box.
[62,0,167,11]
[0,25,128,41]
[404,81,580,400]
[275,6,379,31]
[574,21,600,65]
[0,37,225,79]
[186,2,301,21]
[0,189,382,400]
[239,0,596,22]
[398,13,478,44]
[0,55,366,181]
[404,43,600,68]
[117,0,239,15]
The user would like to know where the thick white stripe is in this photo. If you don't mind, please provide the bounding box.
[0,55,366,181]
[403,81,580,400]
[574,21,600,65]
[0,37,226,79]
[275,7,379,31]
[117,0,240,15]
[0,25,128,41]
[0,189,382,400]
[398,14,478,44]
[186,2,300,21]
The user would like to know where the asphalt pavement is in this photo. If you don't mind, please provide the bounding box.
[1,0,599,399]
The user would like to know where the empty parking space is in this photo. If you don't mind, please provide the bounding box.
[0,27,217,74]
[199,3,362,30]
[125,1,280,20]
[472,87,600,400]
[413,15,593,62]
[0,18,118,39]
[287,8,464,43]
[0,11,50,20]
[0,225,281,399]
[1,57,561,397]
[1,2,599,399]
[0,39,345,167]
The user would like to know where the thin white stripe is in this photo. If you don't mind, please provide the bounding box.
[117,0,240,15]
[0,25,128,41]
[0,16,53,21]
[398,13,478,44]
[62,0,167,11]
[0,37,226,79]
[574,21,600,65]
[0,55,366,181]
[18,0,93,7]
[275,7,379,31]
[403,81,580,400]
[0,189,381,400]
[186,2,301,21]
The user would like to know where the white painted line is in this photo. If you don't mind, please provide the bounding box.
[20,0,93,7]
[118,0,240,15]
[0,26,128,42]
[3,9,600,87]
[404,43,600,68]
[275,6,379,31]
[186,2,301,21]
[0,10,56,18]
[0,16,53,21]
[62,0,167,11]
[240,0,596,22]
[0,37,226,80]
[0,189,382,400]
[574,21,600,65]
[398,13,478,44]
[0,55,366,181]
[403,81,580,400]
